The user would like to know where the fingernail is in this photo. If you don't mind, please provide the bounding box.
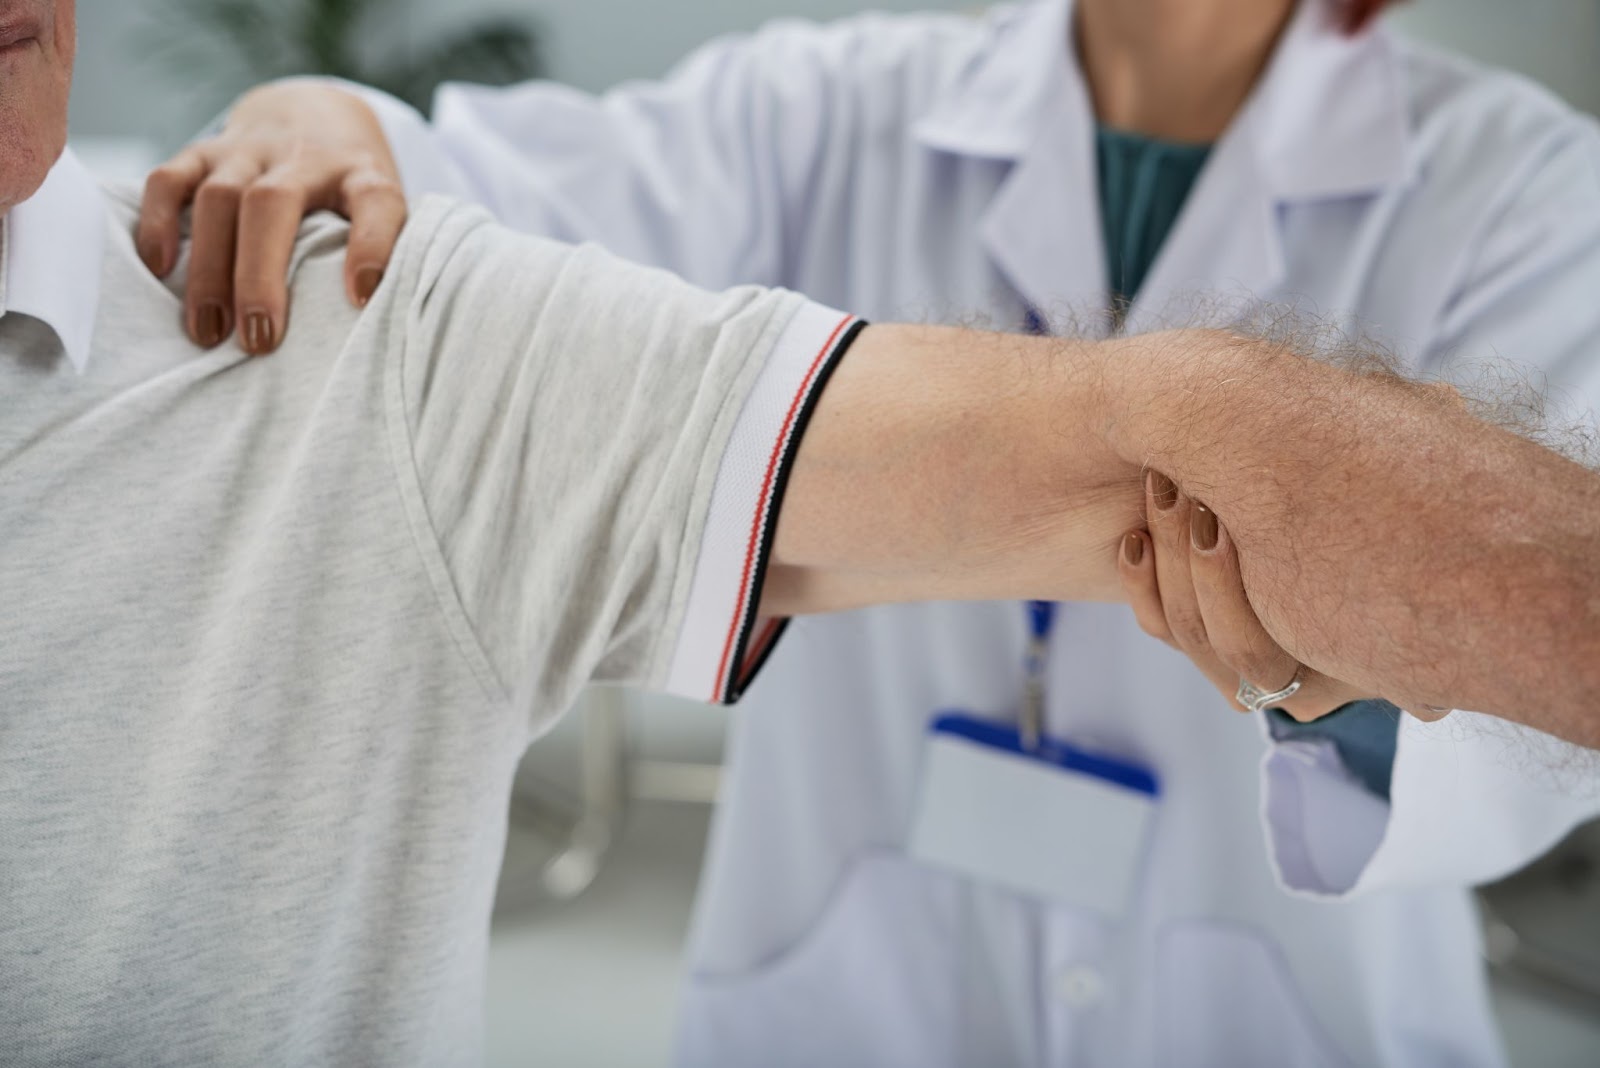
[1147,471,1178,511]
[1191,503,1219,551]
[1122,531,1144,566]
[354,267,383,307]
[243,311,275,355]
[193,302,229,348]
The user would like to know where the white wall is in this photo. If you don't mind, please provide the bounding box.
[1389,0,1600,115]
[76,1,1600,147]
[70,0,975,149]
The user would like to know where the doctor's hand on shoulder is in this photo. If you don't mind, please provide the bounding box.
[137,81,404,355]
[1116,470,1449,727]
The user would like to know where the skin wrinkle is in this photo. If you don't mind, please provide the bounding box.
[0,0,73,215]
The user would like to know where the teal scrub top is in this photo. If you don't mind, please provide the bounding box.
[1096,125,1212,303]
[1096,124,1400,799]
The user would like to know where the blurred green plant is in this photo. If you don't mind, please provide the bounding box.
[142,0,542,116]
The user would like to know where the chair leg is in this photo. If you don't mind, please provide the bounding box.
[538,687,629,900]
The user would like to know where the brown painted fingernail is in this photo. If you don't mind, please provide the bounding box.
[354,267,383,307]
[1191,503,1219,551]
[1122,531,1144,566]
[1147,471,1178,511]
[243,311,275,355]
[193,302,229,348]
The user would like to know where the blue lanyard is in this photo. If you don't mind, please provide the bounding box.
[1020,310,1057,748]
[1021,600,1054,750]
[1027,599,1057,640]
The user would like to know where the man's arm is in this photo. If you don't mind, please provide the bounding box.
[384,201,1159,712]
[760,319,1600,744]
[764,325,1144,614]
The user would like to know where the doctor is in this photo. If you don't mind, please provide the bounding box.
[142,0,1600,1063]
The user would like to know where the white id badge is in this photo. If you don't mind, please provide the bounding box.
[906,713,1159,917]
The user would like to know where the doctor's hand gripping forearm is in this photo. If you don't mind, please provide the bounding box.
[1115,381,1484,725]
[772,325,1600,747]
[1118,475,1380,724]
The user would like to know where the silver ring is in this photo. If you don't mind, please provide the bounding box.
[1236,666,1304,713]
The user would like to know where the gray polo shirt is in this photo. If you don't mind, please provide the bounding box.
[0,156,861,1066]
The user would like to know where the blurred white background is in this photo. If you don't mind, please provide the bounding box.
[64,3,1600,1065]
[66,0,1600,151]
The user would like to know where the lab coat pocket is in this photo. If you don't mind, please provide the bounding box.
[675,850,982,1068]
[1155,920,1354,1068]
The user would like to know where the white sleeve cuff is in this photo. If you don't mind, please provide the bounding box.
[1260,736,1391,897]
[661,302,865,705]
[1262,710,1600,898]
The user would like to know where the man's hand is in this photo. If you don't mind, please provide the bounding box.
[1101,329,1600,745]
[137,82,407,355]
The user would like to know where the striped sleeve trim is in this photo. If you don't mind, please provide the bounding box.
[662,302,867,704]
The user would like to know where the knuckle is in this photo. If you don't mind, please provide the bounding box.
[343,169,404,203]
[1134,613,1169,643]
[194,179,246,212]
[1170,614,1209,653]
[143,166,184,199]
[240,178,300,213]
[1225,648,1281,689]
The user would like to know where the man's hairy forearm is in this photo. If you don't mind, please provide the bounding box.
[768,322,1600,746]
[765,324,1145,613]
[1107,330,1600,745]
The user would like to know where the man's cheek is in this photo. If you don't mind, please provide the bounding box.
[55,0,75,69]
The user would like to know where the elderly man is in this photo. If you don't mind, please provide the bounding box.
[4,1,1600,1065]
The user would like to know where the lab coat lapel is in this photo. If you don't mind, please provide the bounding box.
[918,1,1109,334]
[979,71,1110,335]
[1120,118,1283,335]
[917,0,1414,335]
[1128,0,1415,333]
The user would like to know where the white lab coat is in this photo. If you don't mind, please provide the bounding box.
[359,2,1600,1064]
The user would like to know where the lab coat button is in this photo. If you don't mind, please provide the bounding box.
[1054,965,1105,1007]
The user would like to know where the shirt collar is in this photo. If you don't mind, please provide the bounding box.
[913,0,1414,201]
[911,0,1071,160]
[0,148,106,373]
[1241,0,1415,201]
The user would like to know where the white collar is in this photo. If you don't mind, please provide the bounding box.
[913,0,1414,202]
[0,148,106,373]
